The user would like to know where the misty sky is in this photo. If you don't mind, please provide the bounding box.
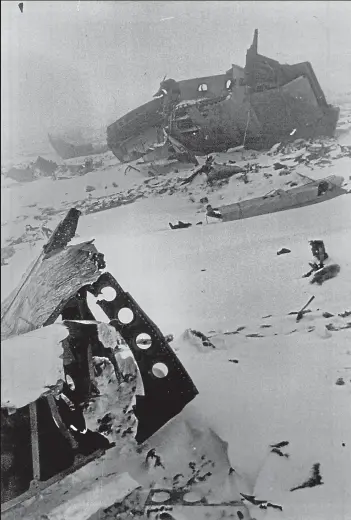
[1,1,350,158]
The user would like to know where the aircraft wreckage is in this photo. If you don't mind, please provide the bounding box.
[1,208,198,511]
[107,29,339,163]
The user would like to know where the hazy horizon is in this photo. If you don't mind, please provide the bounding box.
[2,1,350,163]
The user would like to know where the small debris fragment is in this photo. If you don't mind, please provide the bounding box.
[270,440,289,449]
[190,329,216,349]
[277,248,291,255]
[295,295,315,322]
[290,463,323,491]
[335,377,345,386]
[169,221,192,230]
[322,311,334,318]
[271,448,289,458]
[339,310,351,318]
[310,264,340,285]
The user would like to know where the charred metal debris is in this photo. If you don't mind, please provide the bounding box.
[1,208,198,509]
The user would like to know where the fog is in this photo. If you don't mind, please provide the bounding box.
[1,1,350,162]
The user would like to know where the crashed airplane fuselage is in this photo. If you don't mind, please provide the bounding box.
[107,29,339,163]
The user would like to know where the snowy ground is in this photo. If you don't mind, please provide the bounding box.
[1,106,351,519]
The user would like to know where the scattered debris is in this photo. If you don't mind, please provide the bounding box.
[206,205,222,222]
[169,221,192,229]
[1,208,198,508]
[295,295,315,322]
[310,264,340,285]
[145,448,165,469]
[270,440,289,449]
[274,162,286,170]
[271,448,289,458]
[290,463,323,491]
[277,247,291,255]
[206,163,245,184]
[338,310,351,318]
[189,329,216,349]
[240,493,283,511]
[85,185,96,192]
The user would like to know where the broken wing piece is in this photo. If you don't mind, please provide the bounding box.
[88,272,199,444]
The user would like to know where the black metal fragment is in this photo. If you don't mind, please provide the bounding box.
[43,208,81,257]
[88,272,198,444]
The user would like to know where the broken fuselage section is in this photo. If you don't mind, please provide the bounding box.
[107,29,339,163]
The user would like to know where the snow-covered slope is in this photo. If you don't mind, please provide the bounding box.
[1,105,351,519]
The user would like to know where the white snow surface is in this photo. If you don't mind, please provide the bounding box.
[1,324,67,409]
[1,106,351,519]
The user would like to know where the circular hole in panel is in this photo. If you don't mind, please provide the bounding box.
[152,362,168,379]
[99,286,116,302]
[118,307,134,324]
[226,79,233,90]
[183,491,202,503]
[151,491,171,503]
[198,83,208,92]
[136,333,152,350]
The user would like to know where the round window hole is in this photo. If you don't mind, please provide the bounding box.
[98,286,116,302]
[136,333,152,349]
[151,491,171,503]
[198,83,208,92]
[183,491,202,503]
[152,362,168,378]
[118,307,134,324]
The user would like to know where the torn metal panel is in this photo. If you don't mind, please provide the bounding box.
[88,272,199,444]
[1,206,198,511]
[0,241,103,341]
[1,208,105,341]
[220,175,346,223]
